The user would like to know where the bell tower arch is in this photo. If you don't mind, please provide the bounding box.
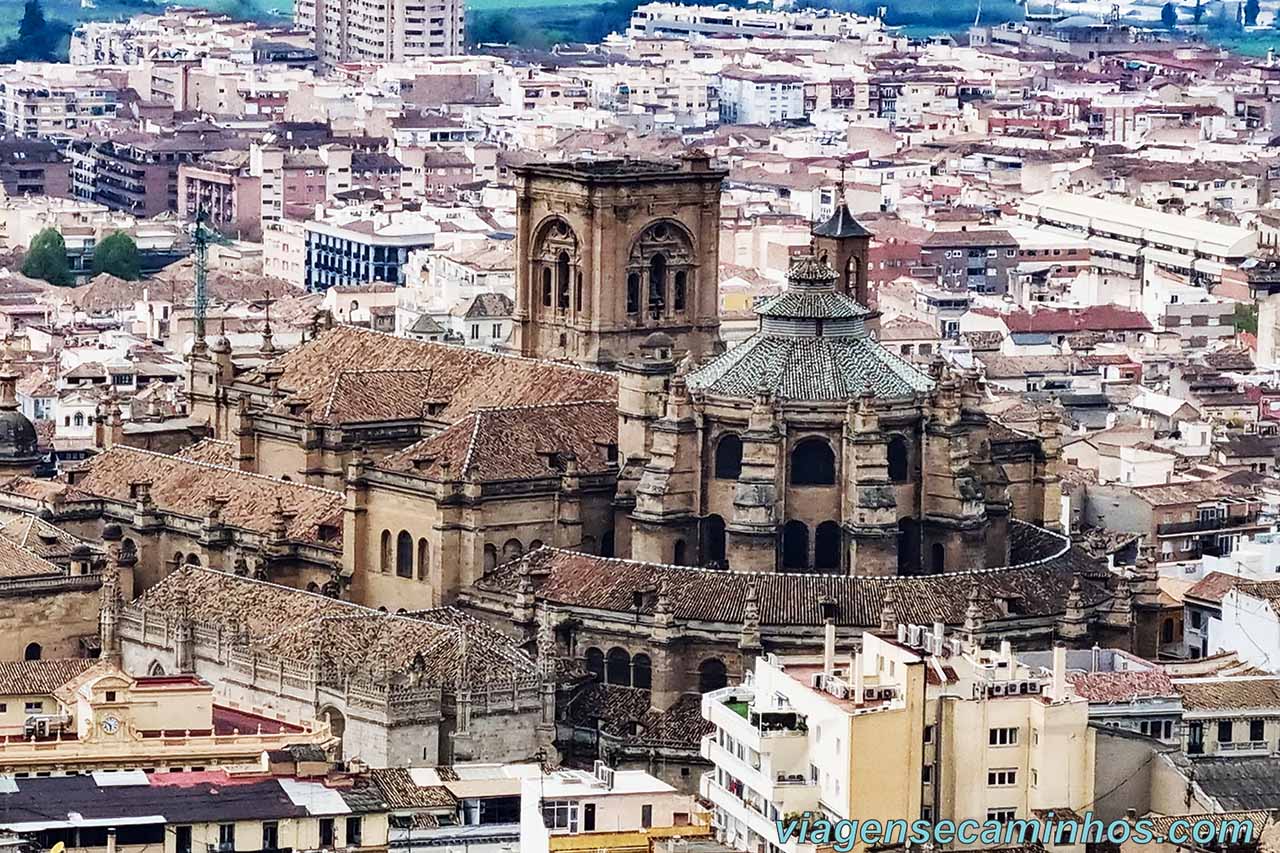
[511,154,726,370]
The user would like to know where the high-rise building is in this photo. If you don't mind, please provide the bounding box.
[294,0,465,67]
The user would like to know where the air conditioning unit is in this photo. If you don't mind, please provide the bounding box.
[810,673,824,689]
[878,687,897,700]
[864,687,878,701]
[921,635,935,654]
[1026,681,1042,693]
[830,683,849,699]
[908,625,923,646]
[990,683,1007,696]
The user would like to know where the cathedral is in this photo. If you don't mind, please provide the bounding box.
[510,156,1061,577]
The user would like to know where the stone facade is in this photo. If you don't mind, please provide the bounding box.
[511,156,727,370]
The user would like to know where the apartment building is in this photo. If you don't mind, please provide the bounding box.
[71,128,247,217]
[1177,677,1280,758]
[627,2,897,42]
[719,68,805,126]
[177,151,261,240]
[295,0,465,67]
[701,626,1094,853]
[304,204,438,291]
[0,137,70,198]
[0,67,123,141]
[920,229,1020,295]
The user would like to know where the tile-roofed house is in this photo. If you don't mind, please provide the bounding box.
[0,514,98,567]
[463,522,1116,651]
[0,658,101,694]
[1066,669,1177,703]
[369,767,458,810]
[212,325,617,491]
[0,528,73,579]
[377,400,616,482]
[1175,676,1280,712]
[74,446,343,544]
[120,568,546,765]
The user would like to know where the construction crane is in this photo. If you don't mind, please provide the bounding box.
[189,210,232,353]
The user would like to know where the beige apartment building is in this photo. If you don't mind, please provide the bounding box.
[702,626,1095,853]
[295,0,465,66]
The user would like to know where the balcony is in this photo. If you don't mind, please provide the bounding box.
[1157,515,1258,536]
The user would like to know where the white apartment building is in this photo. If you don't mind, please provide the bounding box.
[719,69,805,126]
[294,0,465,67]
[701,626,1094,853]
[304,204,438,291]
[0,66,122,140]
[627,2,896,43]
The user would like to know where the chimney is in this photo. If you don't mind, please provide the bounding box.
[932,621,945,645]
[999,639,1012,666]
[107,827,117,853]
[1053,645,1067,701]
[853,652,865,704]
[823,620,836,678]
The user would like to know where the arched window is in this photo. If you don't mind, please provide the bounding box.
[350,300,359,313]
[148,661,166,676]
[74,412,84,427]
[782,520,809,570]
[627,273,640,314]
[121,538,137,560]
[23,643,41,661]
[417,538,430,581]
[396,531,413,578]
[502,538,523,560]
[557,251,571,309]
[633,653,652,690]
[533,218,578,311]
[703,514,726,567]
[321,707,346,760]
[184,554,200,567]
[888,434,910,483]
[674,270,687,311]
[575,271,583,312]
[606,647,632,686]
[930,542,946,574]
[529,539,544,551]
[601,531,615,558]
[173,551,185,568]
[790,438,836,486]
[380,530,392,573]
[698,658,727,693]
[306,582,319,593]
[815,521,841,572]
[714,434,743,480]
[483,544,498,571]
[585,648,605,682]
[648,254,666,313]
[673,539,687,565]
[846,255,861,296]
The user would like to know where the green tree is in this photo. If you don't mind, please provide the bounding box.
[21,227,72,286]
[91,231,141,280]
[1161,1,1178,26]
[0,0,70,63]
[1245,0,1260,24]
[1234,301,1259,335]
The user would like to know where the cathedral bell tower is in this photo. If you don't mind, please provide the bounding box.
[811,198,875,329]
[510,154,727,370]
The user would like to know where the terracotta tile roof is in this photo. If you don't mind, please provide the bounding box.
[0,659,101,694]
[1176,677,1280,711]
[1235,579,1280,610]
[0,530,68,579]
[565,684,711,750]
[0,515,96,562]
[135,569,536,688]
[175,438,239,467]
[377,400,617,482]
[1066,669,1176,703]
[471,524,1106,629]
[999,306,1152,334]
[1185,571,1242,605]
[75,446,343,545]
[319,369,441,424]
[240,326,616,426]
[370,768,457,809]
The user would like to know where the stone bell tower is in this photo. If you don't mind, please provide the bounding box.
[510,154,727,370]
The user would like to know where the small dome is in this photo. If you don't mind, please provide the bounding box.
[210,334,232,354]
[102,523,123,541]
[640,331,675,352]
[71,543,93,558]
[0,409,38,464]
